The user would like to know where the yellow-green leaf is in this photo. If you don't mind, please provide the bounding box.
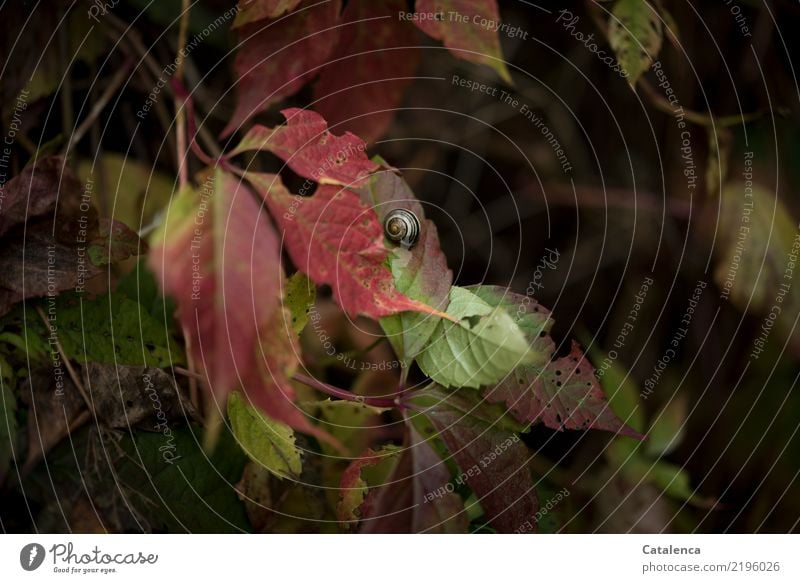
[609,0,663,86]
[284,272,315,334]
[228,391,302,479]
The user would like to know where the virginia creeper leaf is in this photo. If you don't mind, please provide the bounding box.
[228,108,378,186]
[246,172,450,321]
[250,305,338,446]
[222,1,341,137]
[415,287,534,389]
[475,287,642,438]
[314,0,420,142]
[148,169,323,436]
[149,168,279,397]
[358,165,452,364]
[233,0,303,28]
[359,425,468,533]
[411,385,539,533]
[414,0,511,83]
[227,390,302,479]
[609,0,663,86]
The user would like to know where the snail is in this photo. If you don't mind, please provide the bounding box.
[383,208,420,249]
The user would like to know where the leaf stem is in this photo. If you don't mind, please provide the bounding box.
[292,373,398,409]
[174,0,191,188]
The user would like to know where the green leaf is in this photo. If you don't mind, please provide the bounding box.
[609,0,663,86]
[313,399,387,457]
[116,259,177,324]
[590,349,646,434]
[360,165,452,366]
[416,287,533,389]
[715,181,799,318]
[227,391,302,480]
[46,293,182,367]
[114,426,250,532]
[645,396,687,458]
[475,288,642,438]
[284,272,316,334]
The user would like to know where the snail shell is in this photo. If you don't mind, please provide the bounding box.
[383,208,420,249]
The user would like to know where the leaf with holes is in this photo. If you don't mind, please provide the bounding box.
[475,286,642,438]
[415,287,534,389]
[228,108,379,186]
[336,445,399,525]
[608,0,663,86]
[414,0,511,83]
[246,172,450,321]
[222,1,341,137]
[227,390,302,479]
[314,0,420,142]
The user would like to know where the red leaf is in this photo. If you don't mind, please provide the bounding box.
[336,447,387,524]
[147,168,327,440]
[149,169,279,398]
[359,425,468,533]
[359,167,452,360]
[228,108,378,186]
[313,0,420,142]
[487,340,644,439]
[470,287,643,439]
[222,0,342,138]
[244,306,334,443]
[414,0,511,83]
[246,172,452,321]
[412,385,539,533]
[233,0,303,28]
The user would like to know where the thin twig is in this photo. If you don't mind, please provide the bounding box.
[175,0,191,187]
[179,327,200,411]
[35,306,93,414]
[639,79,766,128]
[67,59,134,154]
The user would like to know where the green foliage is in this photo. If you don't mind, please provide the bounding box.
[227,391,302,479]
[114,426,250,533]
[609,0,663,85]
[416,287,533,389]
[284,272,316,334]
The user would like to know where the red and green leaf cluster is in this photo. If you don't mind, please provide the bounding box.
[224,0,512,141]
